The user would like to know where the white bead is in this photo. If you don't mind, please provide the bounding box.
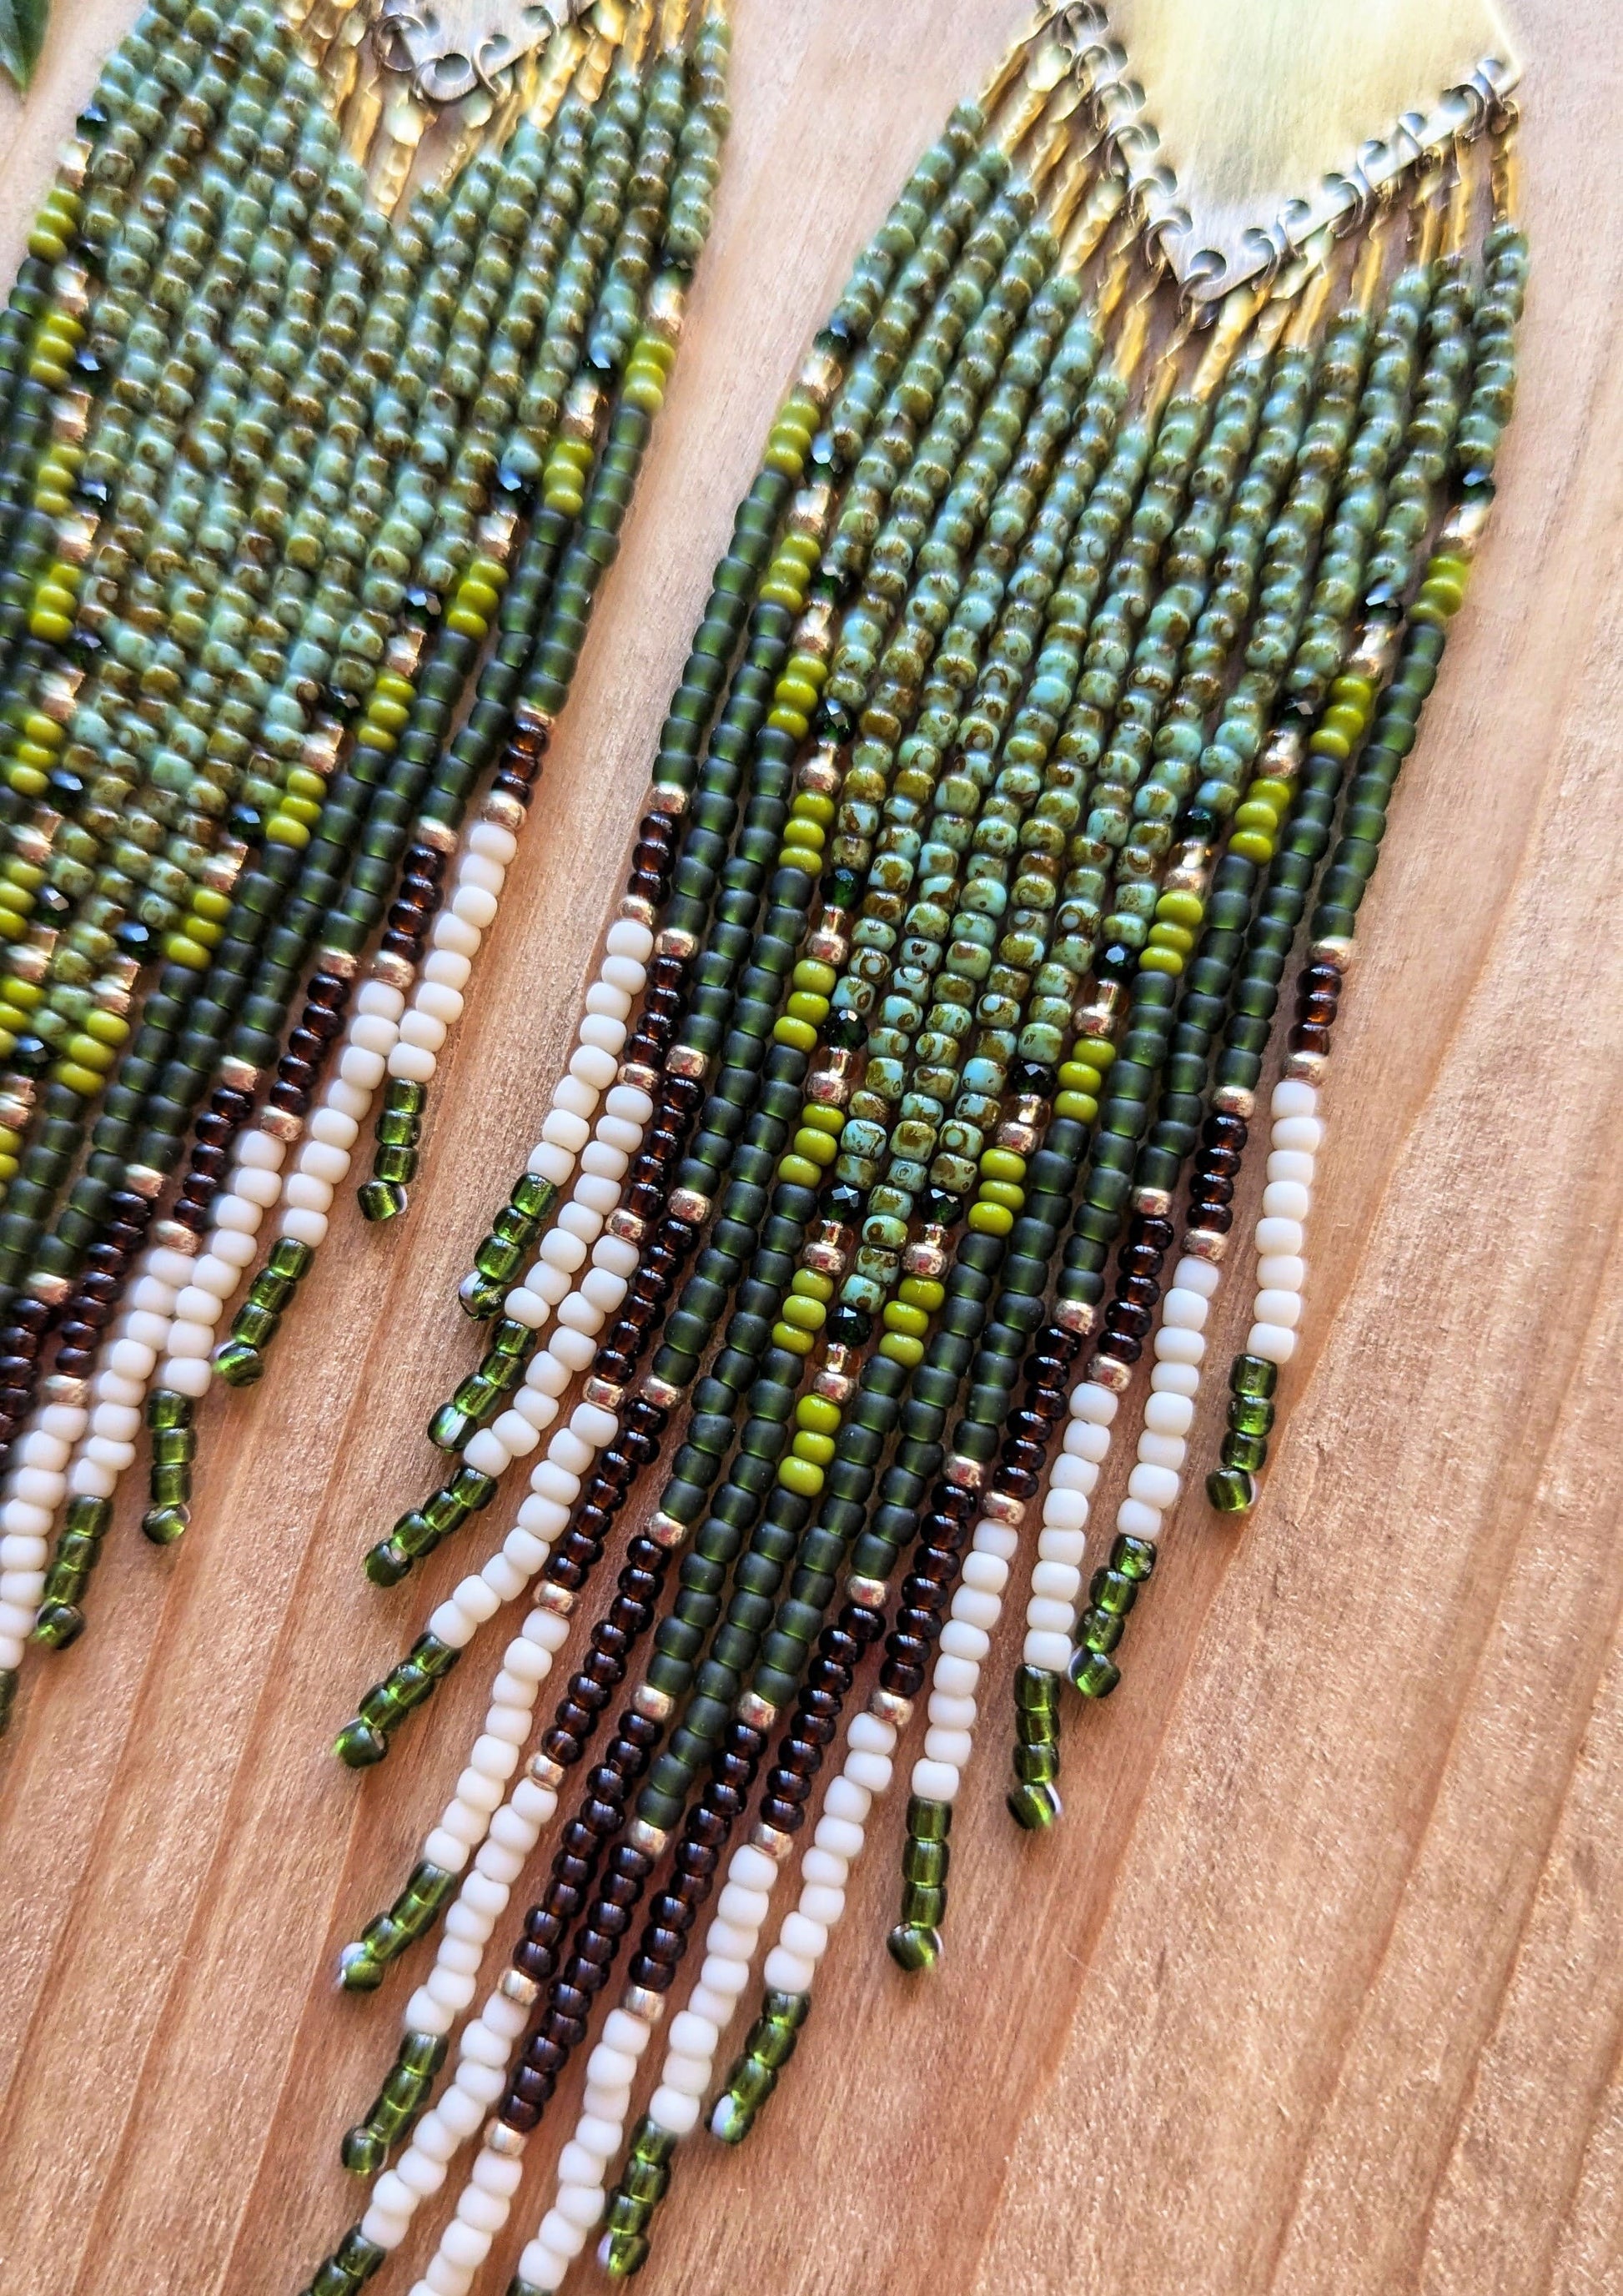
[424,949,472,991]
[1025,1629,1073,1673]
[1150,1359,1200,1396]
[350,1014,398,1057]
[234,1166,283,1207]
[724,1846,775,1895]
[469,821,518,865]
[453,883,499,928]
[554,1075,596,1122]
[779,1910,829,1965]
[570,1042,618,1088]
[960,1550,1007,1595]
[606,918,654,961]
[284,1173,334,1213]
[1036,1525,1087,1567]
[601,953,646,993]
[1046,1481,1094,1529]
[932,1652,979,1698]
[546,1106,592,1148]
[165,1355,215,1399]
[128,1277,177,1316]
[845,1746,892,1795]
[1249,1321,1298,1364]
[329,1078,372,1120]
[1025,1596,1074,1635]
[339,1045,386,1090]
[1173,1255,1222,1298]
[237,1129,286,1170]
[911,1758,961,1805]
[190,1254,240,1299]
[761,1948,817,1997]
[1161,1286,1208,1330]
[1116,1498,1162,1540]
[939,1618,989,1661]
[1273,1114,1324,1153]
[109,1338,157,1381]
[950,1585,1000,1631]
[661,2053,711,2100]
[416,982,464,1027]
[1262,1178,1312,1221]
[395,1012,444,1058]
[823,1775,872,1824]
[528,1140,575,1185]
[1271,1078,1319,1118]
[1029,1560,1081,1604]
[1144,1390,1195,1436]
[1268,1148,1316,1187]
[928,1691,977,1731]
[1258,1254,1307,1293]
[391,1042,436,1084]
[213,1194,262,1234]
[1254,1288,1303,1329]
[1128,1461,1180,1510]
[487,1413,538,1461]
[648,2086,702,2138]
[716,1881,771,1930]
[283,1207,329,1248]
[433,912,481,957]
[1070,1381,1118,1424]
[1137,1430,1186,1473]
[846,1711,895,1756]
[1153,1325,1205,1364]
[814,1814,863,1861]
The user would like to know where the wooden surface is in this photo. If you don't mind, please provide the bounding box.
[2,4,1620,2292]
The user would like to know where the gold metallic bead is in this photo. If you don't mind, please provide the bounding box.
[1086,1353,1135,1394]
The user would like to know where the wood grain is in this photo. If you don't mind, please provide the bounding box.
[1,4,1619,2293]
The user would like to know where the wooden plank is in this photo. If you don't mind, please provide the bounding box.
[0,3,1618,2293]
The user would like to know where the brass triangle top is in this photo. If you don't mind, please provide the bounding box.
[1051,0,1520,300]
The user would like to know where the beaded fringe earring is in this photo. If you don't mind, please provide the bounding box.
[239,8,1524,2296]
[0,0,736,1720]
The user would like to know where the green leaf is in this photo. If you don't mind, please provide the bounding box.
[0,0,50,93]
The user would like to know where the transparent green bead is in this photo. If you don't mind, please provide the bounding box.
[142,1504,189,1546]
[1069,1648,1122,1699]
[1222,1429,1269,1474]
[1230,1394,1275,1439]
[359,1179,407,1223]
[1207,1465,1256,1515]
[886,1921,942,1972]
[31,1601,85,1650]
[1007,1780,1062,1831]
[374,1143,416,1185]
[364,1534,412,1587]
[334,1719,388,1769]
[214,1336,265,1387]
[150,1461,191,1507]
[336,1943,385,1994]
[1230,1353,1278,1400]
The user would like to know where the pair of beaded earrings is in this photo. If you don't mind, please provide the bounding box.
[0,4,1526,2294]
